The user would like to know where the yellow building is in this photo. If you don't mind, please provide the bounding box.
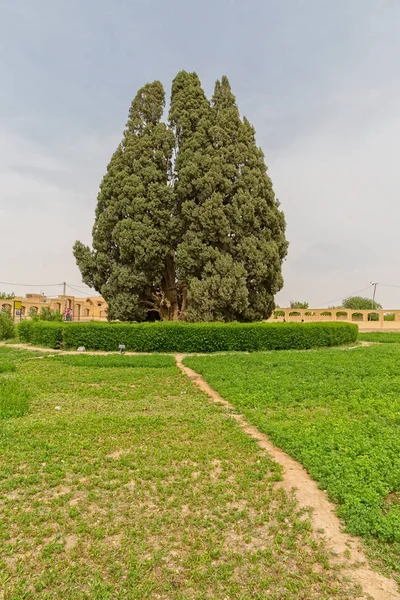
[1,293,108,321]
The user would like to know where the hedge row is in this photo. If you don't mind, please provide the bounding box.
[17,321,358,352]
[18,320,64,349]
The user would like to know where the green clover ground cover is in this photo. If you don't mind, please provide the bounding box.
[359,331,400,343]
[184,344,400,582]
[0,347,35,419]
[0,348,359,599]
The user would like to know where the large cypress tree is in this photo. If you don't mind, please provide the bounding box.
[173,75,287,321]
[73,81,177,320]
[73,72,288,322]
[212,77,288,321]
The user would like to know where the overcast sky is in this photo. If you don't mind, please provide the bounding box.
[1,0,399,307]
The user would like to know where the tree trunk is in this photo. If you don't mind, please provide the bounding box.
[179,286,188,321]
[161,251,179,320]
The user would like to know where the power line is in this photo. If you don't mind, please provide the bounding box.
[68,283,94,290]
[371,281,378,310]
[66,284,82,294]
[66,284,90,296]
[0,280,94,293]
[315,285,373,308]
[0,281,62,288]
[66,284,99,297]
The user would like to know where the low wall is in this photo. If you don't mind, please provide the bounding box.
[268,309,400,330]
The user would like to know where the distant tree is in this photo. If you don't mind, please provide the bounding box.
[290,301,309,309]
[342,296,382,321]
[31,307,62,322]
[384,313,395,321]
[342,296,382,311]
[0,292,14,300]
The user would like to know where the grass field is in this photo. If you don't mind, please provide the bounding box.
[0,348,37,419]
[0,346,360,599]
[358,331,400,343]
[185,344,400,584]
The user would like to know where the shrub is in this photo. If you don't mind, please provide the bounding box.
[18,320,32,343]
[18,321,64,349]
[17,321,358,352]
[0,311,16,340]
[289,301,309,309]
[31,307,63,322]
[368,312,379,321]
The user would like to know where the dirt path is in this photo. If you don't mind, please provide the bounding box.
[0,341,372,355]
[176,354,400,600]
[0,342,153,355]
[0,342,62,352]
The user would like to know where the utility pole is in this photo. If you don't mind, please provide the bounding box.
[62,282,66,320]
[371,282,378,310]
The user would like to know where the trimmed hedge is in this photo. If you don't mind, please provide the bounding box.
[17,321,358,352]
[18,321,64,349]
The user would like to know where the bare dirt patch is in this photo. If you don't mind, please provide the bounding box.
[0,342,61,353]
[106,449,130,460]
[176,354,400,600]
[383,492,400,513]
[65,534,78,551]
[69,491,87,507]
[105,533,122,548]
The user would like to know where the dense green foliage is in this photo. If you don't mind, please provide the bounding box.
[0,291,14,299]
[0,311,16,340]
[184,344,400,576]
[384,313,395,321]
[17,321,357,352]
[18,320,63,348]
[342,296,381,310]
[74,81,176,322]
[74,72,287,322]
[0,347,356,598]
[289,301,309,309]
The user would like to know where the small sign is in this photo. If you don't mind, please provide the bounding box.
[14,301,22,309]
